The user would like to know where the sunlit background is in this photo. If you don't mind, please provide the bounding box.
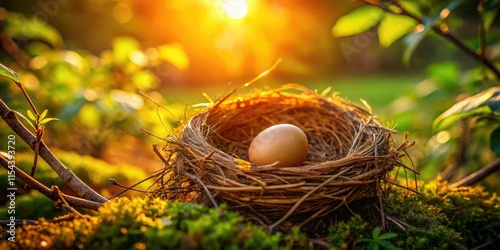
[1,0,498,194]
[2,0,418,87]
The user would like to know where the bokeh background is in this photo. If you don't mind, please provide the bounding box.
[1,0,499,203]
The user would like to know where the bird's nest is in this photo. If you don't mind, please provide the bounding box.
[149,84,416,230]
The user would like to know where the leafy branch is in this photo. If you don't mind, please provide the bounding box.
[333,0,500,79]
[381,0,500,79]
[0,63,108,204]
[0,63,60,183]
[333,0,500,185]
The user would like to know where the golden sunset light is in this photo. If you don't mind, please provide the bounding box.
[222,0,248,19]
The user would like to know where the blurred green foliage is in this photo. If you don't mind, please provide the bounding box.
[0,9,188,156]
[333,0,500,192]
[0,190,98,220]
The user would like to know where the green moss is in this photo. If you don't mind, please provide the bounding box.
[385,191,465,249]
[384,181,500,249]
[1,182,499,249]
[420,182,500,248]
[0,197,312,250]
[1,215,99,249]
[329,215,369,250]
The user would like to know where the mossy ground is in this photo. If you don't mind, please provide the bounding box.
[1,181,499,249]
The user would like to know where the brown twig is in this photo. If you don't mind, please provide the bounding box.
[25,127,44,191]
[0,34,30,69]
[309,239,331,249]
[471,240,494,250]
[450,158,500,187]
[108,170,162,199]
[0,99,108,203]
[477,0,487,59]
[53,186,84,216]
[0,155,104,210]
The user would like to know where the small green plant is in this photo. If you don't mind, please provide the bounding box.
[25,109,59,130]
[329,215,368,249]
[360,227,400,250]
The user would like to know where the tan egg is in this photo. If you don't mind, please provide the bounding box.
[248,124,308,167]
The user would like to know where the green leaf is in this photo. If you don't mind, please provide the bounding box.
[403,0,464,64]
[40,109,48,121]
[490,127,500,157]
[14,110,36,130]
[434,86,500,130]
[331,6,383,37]
[27,109,36,121]
[372,226,381,239]
[4,13,64,48]
[60,97,87,122]
[367,241,380,250]
[399,1,422,18]
[483,9,498,31]
[39,118,59,126]
[378,13,417,47]
[0,63,19,83]
[377,240,392,247]
[377,232,398,240]
[403,16,436,65]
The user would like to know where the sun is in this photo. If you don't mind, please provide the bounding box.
[222,0,248,19]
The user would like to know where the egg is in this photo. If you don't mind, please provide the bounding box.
[248,124,308,167]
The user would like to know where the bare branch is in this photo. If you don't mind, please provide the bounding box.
[451,158,500,187]
[0,99,108,203]
[0,155,103,210]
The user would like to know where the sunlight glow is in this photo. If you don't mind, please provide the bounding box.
[222,0,248,19]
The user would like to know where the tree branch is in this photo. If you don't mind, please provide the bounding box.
[451,158,500,187]
[361,0,500,79]
[0,154,103,210]
[0,98,108,203]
